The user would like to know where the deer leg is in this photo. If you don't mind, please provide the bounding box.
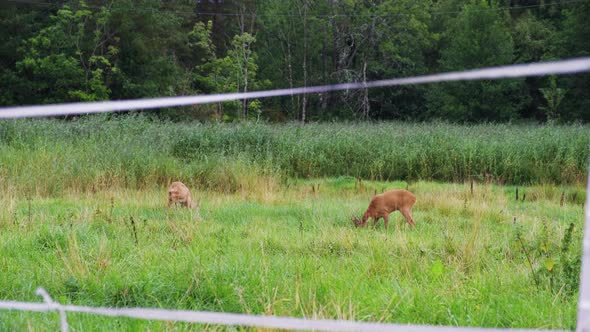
[383,214,390,229]
[372,217,380,228]
[400,208,415,228]
[410,213,416,228]
[407,208,416,227]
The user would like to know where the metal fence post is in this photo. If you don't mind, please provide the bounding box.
[577,173,590,332]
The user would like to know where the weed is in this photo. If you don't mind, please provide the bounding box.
[514,218,581,296]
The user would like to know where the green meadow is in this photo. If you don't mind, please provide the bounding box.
[0,118,587,330]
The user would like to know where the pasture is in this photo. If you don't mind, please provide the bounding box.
[0,118,587,330]
[0,179,585,330]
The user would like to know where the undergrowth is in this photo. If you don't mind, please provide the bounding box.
[0,116,588,197]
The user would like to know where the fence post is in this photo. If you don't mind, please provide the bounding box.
[577,173,590,332]
[36,288,68,332]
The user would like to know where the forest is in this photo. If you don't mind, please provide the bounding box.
[1,0,589,122]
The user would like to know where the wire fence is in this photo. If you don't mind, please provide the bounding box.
[0,287,572,332]
[0,58,589,331]
[1,57,589,118]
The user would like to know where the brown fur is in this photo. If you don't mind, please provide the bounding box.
[168,181,196,209]
[353,189,416,229]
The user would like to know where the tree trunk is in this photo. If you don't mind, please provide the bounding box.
[301,0,308,123]
[239,8,249,119]
[362,58,370,119]
[280,30,296,115]
[320,15,328,112]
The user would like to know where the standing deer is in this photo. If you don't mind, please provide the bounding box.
[168,181,196,209]
[353,189,416,229]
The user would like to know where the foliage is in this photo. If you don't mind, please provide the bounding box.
[12,3,116,104]
[515,220,581,296]
[0,0,589,122]
[427,2,528,122]
[193,30,267,121]
[540,76,567,122]
[512,13,557,63]
[556,1,590,122]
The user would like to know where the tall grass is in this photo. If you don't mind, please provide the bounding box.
[0,117,585,330]
[0,180,583,330]
[0,116,588,196]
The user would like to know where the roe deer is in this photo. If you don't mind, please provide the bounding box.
[168,181,196,209]
[353,189,416,229]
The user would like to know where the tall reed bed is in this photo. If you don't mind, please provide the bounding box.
[0,116,588,196]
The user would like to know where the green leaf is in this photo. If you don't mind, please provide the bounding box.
[431,260,444,278]
[544,259,555,272]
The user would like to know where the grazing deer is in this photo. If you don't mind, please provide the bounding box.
[168,181,196,209]
[353,189,416,229]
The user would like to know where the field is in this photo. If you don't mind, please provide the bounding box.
[0,118,588,330]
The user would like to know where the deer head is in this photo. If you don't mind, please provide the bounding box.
[352,216,364,227]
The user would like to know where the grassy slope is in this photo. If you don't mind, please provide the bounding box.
[0,178,584,331]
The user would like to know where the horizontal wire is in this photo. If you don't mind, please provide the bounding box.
[0,288,568,332]
[1,57,589,119]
